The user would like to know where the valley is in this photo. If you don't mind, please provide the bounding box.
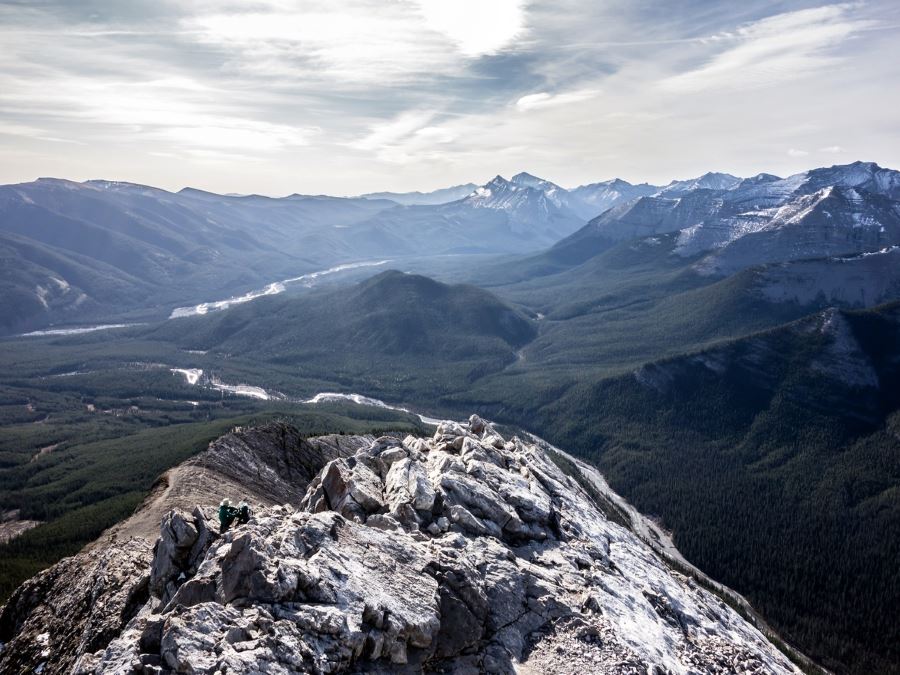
[1,161,899,674]
[4,1,899,671]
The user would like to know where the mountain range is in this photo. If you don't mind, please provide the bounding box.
[7,161,899,336]
[1,160,900,674]
[0,171,655,333]
[548,161,900,273]
[359,183,478,205]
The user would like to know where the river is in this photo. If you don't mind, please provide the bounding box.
[18,259,389,337]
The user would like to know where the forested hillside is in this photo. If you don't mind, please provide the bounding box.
[526,304,900,673]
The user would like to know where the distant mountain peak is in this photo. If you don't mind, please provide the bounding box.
[746,172,781,183]
[486,174,512,188]
[510,171,558,189]
[469,175,514,200]
[658,171,742,195]
[177,186,221,197]
[358,183,478,206]
[846,160,881,169]
[510,171,541,182]
[84,179,159,191]
[800,161,900,199]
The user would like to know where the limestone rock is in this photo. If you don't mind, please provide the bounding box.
[0,539,151,675]
[2,418,803,675]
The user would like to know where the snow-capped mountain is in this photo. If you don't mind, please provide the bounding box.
[797,160,900,199]
[657,172,742,196]
[557,162,900,276]
[692,183,900,274]
[509,171,562,193]
[457,174,586,239]
[465,174,571,217]
[569,178,661,219]
[344,174,587,256]
[466,172,658,223]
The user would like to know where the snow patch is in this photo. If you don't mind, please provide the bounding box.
[34,286,49,309]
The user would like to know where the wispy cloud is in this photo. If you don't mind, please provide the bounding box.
[348,110,434,151]
[0,0,897,193]
[516,89,599,111]
[182,0,526,85]
[662,5,874,92]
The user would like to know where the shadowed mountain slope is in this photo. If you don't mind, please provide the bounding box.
[522,303,900,674]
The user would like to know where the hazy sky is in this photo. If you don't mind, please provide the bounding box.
[1,0,899,195]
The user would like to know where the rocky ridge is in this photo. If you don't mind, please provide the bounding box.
[0,416,802,674]
[0,424,370,674]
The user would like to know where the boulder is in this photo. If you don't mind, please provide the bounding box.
[385,457,436,514]
[149,509,199,599]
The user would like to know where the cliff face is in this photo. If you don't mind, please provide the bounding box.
[0,418,799,674]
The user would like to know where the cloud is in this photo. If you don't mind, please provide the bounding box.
[350,111,438,153]
[516,89,599,111]
[181,0,526,86]
[662,5,874,92]
[788,148,810,157]
[0,0,898,194]
[0,70,316,153]
[414,0,526,57]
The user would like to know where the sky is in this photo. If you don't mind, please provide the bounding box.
[1,0,899,195]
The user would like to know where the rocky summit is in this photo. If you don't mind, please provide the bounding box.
[1,417,799,674]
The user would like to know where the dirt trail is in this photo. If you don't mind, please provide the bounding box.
[92,426,373,548]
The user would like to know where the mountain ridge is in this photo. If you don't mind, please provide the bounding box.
[0,418,804,674]
[545,161,900,275]
[358,183,478,206]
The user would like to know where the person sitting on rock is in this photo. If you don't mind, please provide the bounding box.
[218,498,238,533]
[237,500,252,525]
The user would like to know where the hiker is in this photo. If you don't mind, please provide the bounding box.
[237,500,252,525]
[218,498,237,533]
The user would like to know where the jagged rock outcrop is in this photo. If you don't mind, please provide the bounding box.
[100,424,370,544]
[22,416,803,674]
[0,423,367,675]
[0,539,151,675]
